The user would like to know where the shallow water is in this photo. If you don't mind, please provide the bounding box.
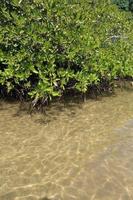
[0,89,133,200]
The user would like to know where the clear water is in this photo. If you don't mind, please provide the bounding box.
[0,89,133,200]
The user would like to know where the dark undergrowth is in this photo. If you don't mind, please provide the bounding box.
[0,79,132,114]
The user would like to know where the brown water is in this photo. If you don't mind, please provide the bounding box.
[0,89,133,200]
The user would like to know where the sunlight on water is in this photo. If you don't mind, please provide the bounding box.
[0,89,133,200]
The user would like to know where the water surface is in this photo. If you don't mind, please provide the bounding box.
[0,89,133,200]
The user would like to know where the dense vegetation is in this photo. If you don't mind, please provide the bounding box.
[112,0,133,12]
[0,0,133,104]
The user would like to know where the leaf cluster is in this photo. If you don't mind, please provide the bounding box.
[0,0,133,102]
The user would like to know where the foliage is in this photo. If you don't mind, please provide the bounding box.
[112,0,133,12]
[0,0,133,103]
